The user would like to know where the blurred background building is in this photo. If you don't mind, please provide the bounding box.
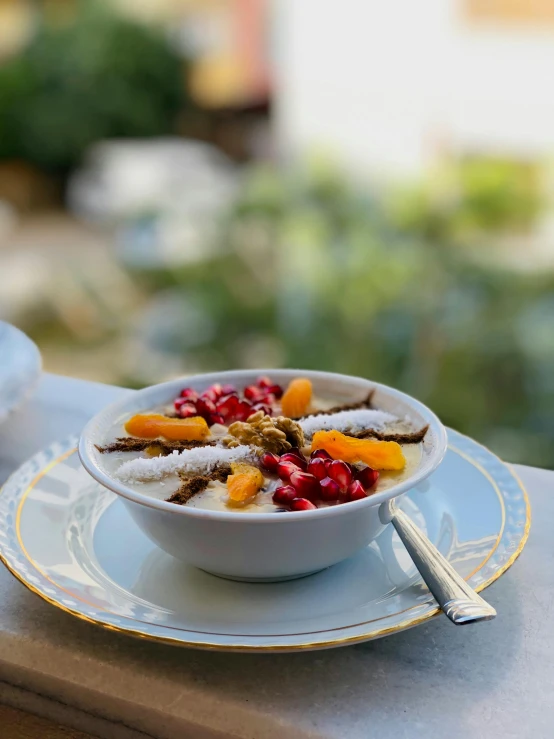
[0,0,553,467]
[278,0,554,176]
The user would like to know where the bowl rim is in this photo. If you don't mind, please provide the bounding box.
[78,369,448,523]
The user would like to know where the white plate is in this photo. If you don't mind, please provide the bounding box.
[0,430,529,652]
[0,322,42,423]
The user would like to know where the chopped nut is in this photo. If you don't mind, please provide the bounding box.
[276,416,305,448]
[222,412,304,454]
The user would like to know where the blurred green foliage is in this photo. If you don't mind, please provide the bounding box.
[137,159,553,466]
[0,3,188,173]
[390,157,543,242]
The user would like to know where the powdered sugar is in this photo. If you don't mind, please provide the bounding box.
[116,445,255,483]
[300,409,398,438]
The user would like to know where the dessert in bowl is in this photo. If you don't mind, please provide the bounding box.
[79,370,447,581]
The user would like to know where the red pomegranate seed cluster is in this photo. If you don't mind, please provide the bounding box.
[173,377,283,426]
[262,448,380,511]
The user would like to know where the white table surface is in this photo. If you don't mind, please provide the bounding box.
[0,373,551,739]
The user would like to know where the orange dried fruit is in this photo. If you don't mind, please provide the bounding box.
[311,430,406,471]
[227,463,265,504]
[230,462,262,476]
[124,413,209,441]
[281,378,313,418]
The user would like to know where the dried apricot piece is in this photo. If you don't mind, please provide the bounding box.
[230,462,263,477]
[281,378,313,418]
[227,464,265,504]
[124,413,209,441]
[311,430,406,471]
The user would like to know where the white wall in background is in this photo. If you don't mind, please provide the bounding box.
[273,0,554,177]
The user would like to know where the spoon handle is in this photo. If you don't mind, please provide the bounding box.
[389,505,497,624]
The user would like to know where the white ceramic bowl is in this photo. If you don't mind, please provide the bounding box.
[0,322,42,424]
[79,370,447,581]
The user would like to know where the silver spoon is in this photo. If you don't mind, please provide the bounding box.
[380,499,497,624]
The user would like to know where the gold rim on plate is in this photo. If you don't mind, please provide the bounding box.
[0,439,531,651]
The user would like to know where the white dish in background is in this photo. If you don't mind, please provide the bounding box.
[0,431,529,651]
[0,322,42,424]
[78,370,447,581]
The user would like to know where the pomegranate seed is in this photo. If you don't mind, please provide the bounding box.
[328,460,353,492]
[174,397,189,410]
[287,447,309,466]
[272,485,297,505]
[290,471,321,501]
[208,413,225,426]
[259,392,277,406]
[266,383,283,399]
[201,385,222,403]
[290,498,317,511]
[180,387,198,400]
[216,393,240,419]
[234,400,253,421]
[244,385,264,401]
[311,449,332,461]
[221,383,236,396]
[347,480,368,501]
[195,397,216,418]
[261,452,280,472]
[320,477,340,501]
[307,457,328,480]
[277,460,301,481]
[356,466,380,490]
[178,402,198,419]
[288,446,305,458]
[257,376,273,388]
[280,452,307,471]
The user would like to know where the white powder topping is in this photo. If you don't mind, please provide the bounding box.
[300,409,398,438]
[116,445,255,483]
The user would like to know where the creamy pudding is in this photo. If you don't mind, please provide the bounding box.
[97,375,428,513]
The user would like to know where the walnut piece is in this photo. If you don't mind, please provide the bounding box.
[275,415,305,449]
[223,411,304,454]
